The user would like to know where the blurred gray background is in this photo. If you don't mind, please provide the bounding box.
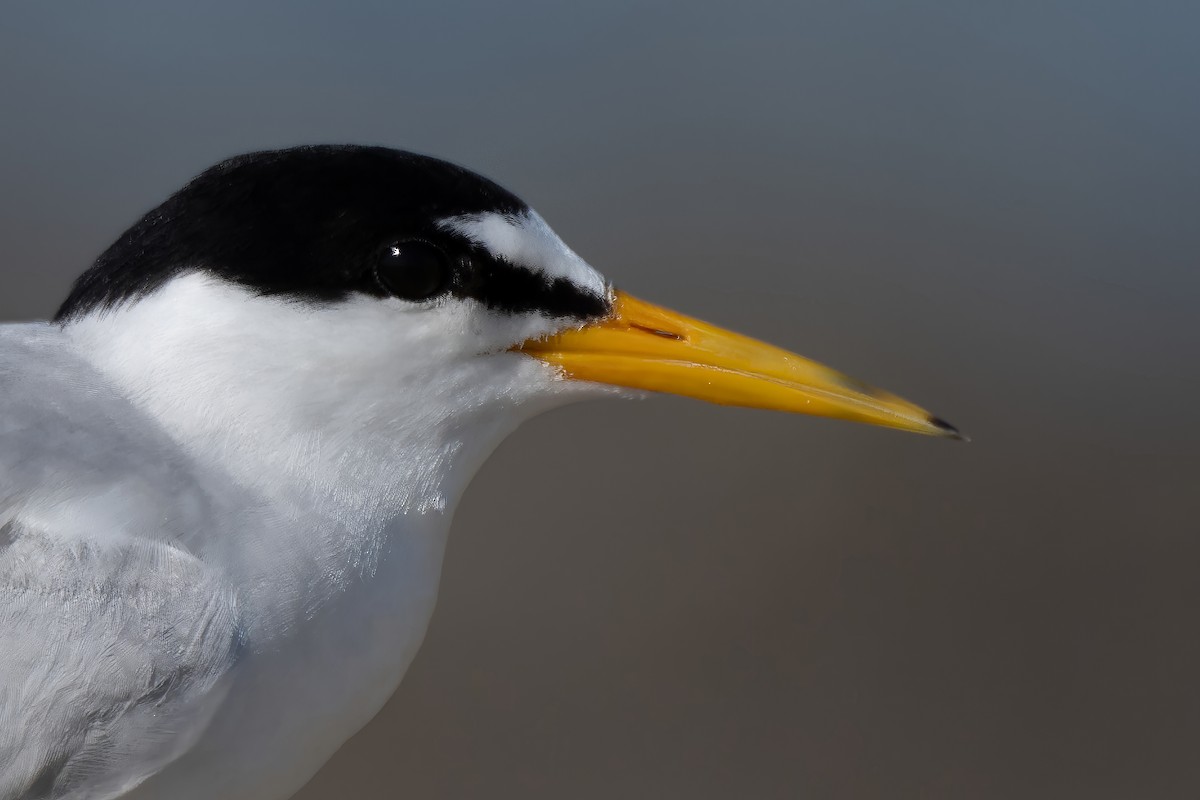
[2,1,1198,797]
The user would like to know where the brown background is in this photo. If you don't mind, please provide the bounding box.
[2,2,1198,797]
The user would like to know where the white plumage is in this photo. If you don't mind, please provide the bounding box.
[1,230,611,800]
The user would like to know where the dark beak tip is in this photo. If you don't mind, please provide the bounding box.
[929,416,969,442]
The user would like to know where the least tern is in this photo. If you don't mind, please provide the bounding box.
[0,145,959,799]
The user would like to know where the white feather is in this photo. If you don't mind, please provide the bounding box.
[438,209,610,299]
[2,251,616,798]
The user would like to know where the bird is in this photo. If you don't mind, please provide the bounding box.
[0,145,960,800]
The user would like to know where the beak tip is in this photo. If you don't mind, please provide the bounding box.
[929,416,969,442]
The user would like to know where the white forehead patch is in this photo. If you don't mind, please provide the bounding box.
[437,210,609,299]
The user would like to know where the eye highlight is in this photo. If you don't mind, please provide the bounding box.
[375,240,452,301]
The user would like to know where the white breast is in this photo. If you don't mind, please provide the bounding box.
[127,513,450,800]
[61,274,588,799]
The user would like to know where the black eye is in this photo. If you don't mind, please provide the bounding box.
[375,240,452,301]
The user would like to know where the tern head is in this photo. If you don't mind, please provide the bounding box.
[57,146,958,514]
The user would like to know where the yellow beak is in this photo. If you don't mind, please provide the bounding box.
[515,290,962,439]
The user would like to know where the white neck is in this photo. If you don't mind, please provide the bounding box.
[63,274,575,623]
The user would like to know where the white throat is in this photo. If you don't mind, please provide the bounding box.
[66,274,574,521]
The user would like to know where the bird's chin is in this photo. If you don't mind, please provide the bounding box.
[517,352,640,406]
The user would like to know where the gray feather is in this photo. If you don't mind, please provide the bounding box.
[0,324,241,800]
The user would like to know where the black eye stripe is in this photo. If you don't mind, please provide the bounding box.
[453,255,610,319]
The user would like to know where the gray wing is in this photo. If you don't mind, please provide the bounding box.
[0,524,240,800]
[0,324,241,799]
